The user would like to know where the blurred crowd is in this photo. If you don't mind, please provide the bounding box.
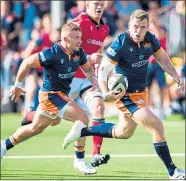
[1,0,185,119]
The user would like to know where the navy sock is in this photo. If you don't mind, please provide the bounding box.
[81,123,115,138]
[154,141,176,176]
[75,145,85,159]
[75,151,85,159]
[5,138,14,150]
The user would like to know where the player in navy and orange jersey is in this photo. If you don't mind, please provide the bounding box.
[21,0,110,167]
[1,23,97,175]
[63,10,185,179]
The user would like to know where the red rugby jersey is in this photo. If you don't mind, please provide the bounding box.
[71,12,109,78]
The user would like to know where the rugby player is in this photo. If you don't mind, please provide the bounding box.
[21,1,111,168]
[1,22,97,175]
[63,10,185,179]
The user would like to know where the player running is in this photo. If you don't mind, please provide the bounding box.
[21,1,111,168]
[62,10,185,179]
[1,23,97,175]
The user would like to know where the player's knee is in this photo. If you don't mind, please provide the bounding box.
[91,99,105,115]
[80,112,89,126]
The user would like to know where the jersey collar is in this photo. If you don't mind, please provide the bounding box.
[126,31,148,46]
[86,13,104,27]
[57,40,75,59]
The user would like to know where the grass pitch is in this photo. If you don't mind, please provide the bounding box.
[1,113,185,180]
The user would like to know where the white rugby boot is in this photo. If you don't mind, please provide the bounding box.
[1,140,7,159]
[169,168,185,179]
[74,158,97,175]
[63,121,86,149]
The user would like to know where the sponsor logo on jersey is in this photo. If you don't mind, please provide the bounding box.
[58,71,76,79]
[87,39,103,46]
[129,47,133,52]
[39,52,46,62]
[131,59,148,68]
[107,47,117,57]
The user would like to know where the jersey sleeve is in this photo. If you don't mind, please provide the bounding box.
[38,47,54,67]
[149,32,161,53]
[79,48,88,65]
[106,34,123,64]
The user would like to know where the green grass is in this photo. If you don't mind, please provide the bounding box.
[1,113,185,180]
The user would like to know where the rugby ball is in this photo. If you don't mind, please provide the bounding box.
[108,74,128,93]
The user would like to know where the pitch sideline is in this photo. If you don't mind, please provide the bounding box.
[4,153,185,159]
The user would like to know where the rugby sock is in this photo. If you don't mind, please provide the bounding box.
[5,136,17,150]
[75,145,85,159]
[154,140,176,176]
[21,111,35,126]
[81,123,115,138]
[92,119,105,155]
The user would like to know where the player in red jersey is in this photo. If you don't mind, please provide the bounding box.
[69,1,110,168]
[20,1,110,170]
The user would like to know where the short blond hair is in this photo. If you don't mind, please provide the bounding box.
[130,9,149,23]
[61,22,80,35]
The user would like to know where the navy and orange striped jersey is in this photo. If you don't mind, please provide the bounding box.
[38,41,87,95]
[106,31,161,93]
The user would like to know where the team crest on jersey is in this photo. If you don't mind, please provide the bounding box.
[144,42,151,47]
[139,55,144,60]
[107,47,116,57]
[68,67,72,72]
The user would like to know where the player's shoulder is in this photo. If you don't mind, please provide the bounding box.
[40,41,58,58]
[78,47,86,56]
[72,12,89,25]
[113,31,129,45]
[145,31,158,42]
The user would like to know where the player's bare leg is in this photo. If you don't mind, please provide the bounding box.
[1,109,58,159]
[63,101,96,175]
[82,88,110,167]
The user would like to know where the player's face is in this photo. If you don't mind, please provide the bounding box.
[129,18,149,43]
[67,30,82,51]
[86,1,105,21]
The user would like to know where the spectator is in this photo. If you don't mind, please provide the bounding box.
[66,1,85,22]
[1,1,22,51]
[22,0,39,48]
[115,1,141,26]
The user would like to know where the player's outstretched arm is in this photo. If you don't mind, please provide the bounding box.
[154,48,184,91]
[10,53,41,102]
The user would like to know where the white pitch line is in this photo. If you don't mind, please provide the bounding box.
[4,153,185,159]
